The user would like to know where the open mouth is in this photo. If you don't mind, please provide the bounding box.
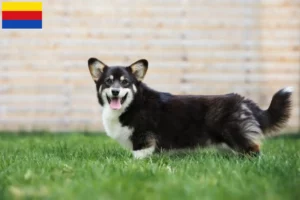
[106,93,128,110]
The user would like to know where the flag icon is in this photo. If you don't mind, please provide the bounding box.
[2,2,42,29]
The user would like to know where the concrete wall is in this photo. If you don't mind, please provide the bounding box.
[0,0,299,132]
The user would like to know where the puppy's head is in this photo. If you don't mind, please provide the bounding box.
[88,58,148,111]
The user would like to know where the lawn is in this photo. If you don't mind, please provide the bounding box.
[0,132,299,200]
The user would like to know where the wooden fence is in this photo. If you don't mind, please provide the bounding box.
[0,0,299,132]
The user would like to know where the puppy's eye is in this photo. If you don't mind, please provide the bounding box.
[105,78,113,85]
[121,79,129,86]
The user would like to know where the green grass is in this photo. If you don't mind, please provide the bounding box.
[0,133,299,200]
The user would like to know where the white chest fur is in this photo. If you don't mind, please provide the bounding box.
[102,106,133,150]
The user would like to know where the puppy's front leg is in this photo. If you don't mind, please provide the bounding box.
[133,146,155,159]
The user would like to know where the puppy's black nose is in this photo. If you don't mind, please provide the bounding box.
[111,89,120,97]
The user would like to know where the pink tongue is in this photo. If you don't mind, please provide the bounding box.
[110,98,121,110]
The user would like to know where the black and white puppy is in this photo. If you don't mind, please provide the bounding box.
[88,58,292,159]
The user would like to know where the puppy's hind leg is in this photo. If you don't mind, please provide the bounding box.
[242,122,263,156]
[221,120,263,156]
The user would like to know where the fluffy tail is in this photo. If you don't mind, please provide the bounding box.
[260,87,293,132]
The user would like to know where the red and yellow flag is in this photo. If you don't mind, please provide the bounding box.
[2,2,42,29]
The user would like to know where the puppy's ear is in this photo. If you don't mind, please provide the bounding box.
[88,58,107,82]
[129,59,148,81]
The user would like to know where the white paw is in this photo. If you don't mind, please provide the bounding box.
[133,146,155,159]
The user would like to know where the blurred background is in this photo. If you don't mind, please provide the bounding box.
[0,0,299,133]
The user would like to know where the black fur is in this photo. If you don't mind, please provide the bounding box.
[121,84,246,151]
[261,89,292,132]
[89,59,293,156]
[95,66,138,106]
